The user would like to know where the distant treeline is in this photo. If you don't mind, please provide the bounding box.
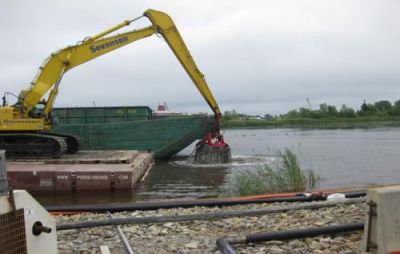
[221,100,400,129]
[282,100,400,119]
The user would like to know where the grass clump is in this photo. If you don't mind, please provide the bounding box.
[225,148,318,196]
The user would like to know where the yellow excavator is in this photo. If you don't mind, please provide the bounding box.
[0,9,229,160]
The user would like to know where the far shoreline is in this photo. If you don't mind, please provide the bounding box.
[221,117,400,130]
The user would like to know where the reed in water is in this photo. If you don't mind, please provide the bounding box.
[225,148,318,196]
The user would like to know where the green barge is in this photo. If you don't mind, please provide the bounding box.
[52,106,213,159]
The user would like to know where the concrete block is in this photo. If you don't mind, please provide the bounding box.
[360,185,400,254]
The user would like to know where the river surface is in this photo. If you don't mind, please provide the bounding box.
[34,127,400,205]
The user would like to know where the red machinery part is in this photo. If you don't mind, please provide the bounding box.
[202,132,227,148]
[202,113,228,148]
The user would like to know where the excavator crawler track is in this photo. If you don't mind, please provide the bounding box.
[40,132,82,154]
[0,133,67,158]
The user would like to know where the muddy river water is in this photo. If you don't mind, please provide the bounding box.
[34,127,400,205]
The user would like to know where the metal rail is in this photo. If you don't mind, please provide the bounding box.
[107,212,136,254]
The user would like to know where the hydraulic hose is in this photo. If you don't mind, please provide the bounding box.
[216,222,365,254]
[47,190,366,213]
[57,198,364,231]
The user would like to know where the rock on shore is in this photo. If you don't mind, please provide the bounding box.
[56,199,366,254]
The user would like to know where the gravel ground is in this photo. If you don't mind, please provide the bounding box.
[56,198,366,254]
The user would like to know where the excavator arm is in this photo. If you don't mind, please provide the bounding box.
[3,9,229,161]
[17,9,222,126]
[144,10,221,120]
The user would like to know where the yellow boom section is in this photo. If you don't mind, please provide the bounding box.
[18,9,221,120]
[144,9,221,117]
[19,26,156,113]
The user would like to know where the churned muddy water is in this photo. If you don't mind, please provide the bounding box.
[33,127,400,205]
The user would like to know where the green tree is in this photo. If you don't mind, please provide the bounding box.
[299,107,312,118]
[327,105,338,117]
[319,103,329,116]
[374,100,392,113]
[318,103,337,117]
[389,100,400,116]
[359,101,377,116]
[339,104,356,117]
[285,109,299,118]
[264,114,274,120]
[223,110,240,120]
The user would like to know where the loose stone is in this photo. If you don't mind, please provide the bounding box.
[56,199,365,253]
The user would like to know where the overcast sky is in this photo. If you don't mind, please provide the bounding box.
[1,0,399,115]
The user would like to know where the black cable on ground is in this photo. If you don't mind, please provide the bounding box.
[57,198,364,231]
[216,222,365,254]
[340,190,366,198]
[47,190,366,213]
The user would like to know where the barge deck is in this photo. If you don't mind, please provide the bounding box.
[6,150,153,191]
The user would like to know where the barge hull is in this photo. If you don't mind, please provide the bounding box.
[52,107,213,159]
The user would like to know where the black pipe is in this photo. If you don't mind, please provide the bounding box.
[57,198,364,231]
[340,190,366,199]
[47,190,366,213]
[49,196,316,212]
[217,222,364,254]
[246,222,364,242]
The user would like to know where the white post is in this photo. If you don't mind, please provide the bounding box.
[360,185,400,254]
[0,150,7,195]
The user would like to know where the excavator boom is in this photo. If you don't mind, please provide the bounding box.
[144,10,221,118]
[18,9,221,122]
[1,9,230,161]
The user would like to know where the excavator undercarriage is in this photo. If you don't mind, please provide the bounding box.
[0,132,80,158]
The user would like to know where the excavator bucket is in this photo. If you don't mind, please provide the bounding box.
[194,132,231,164]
